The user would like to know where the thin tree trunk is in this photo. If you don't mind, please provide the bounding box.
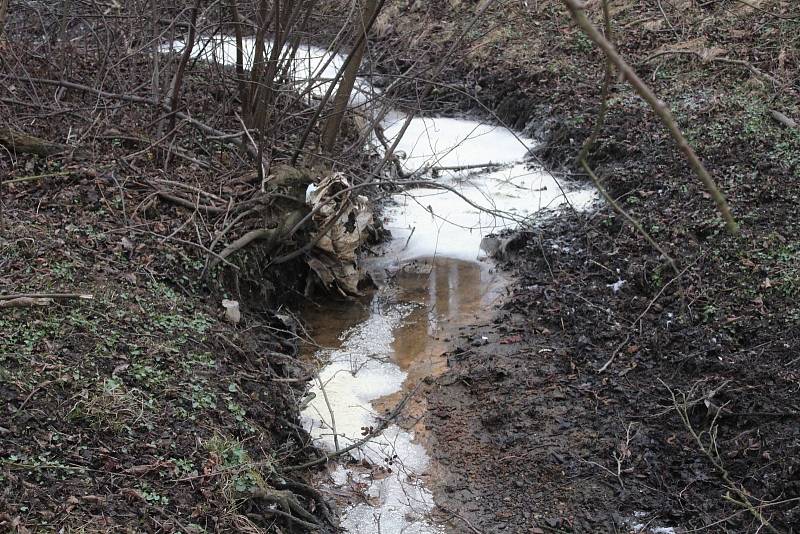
[151,0,161,105]
[167,0,202,132]
[0,0,8,39]
[319,0,378,154]
[246,0,273,125]
[229,0,248,106]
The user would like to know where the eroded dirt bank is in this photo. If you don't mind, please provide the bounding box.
[347,0,800,532]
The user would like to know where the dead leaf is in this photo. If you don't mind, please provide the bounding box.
[699,46,726,63]
[120,488,146,502]
[124,464,156,476]
[65,495,80,512]
[499,335,522,344]
[222,299,241,324]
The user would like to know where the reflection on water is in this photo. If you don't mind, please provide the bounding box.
[380,259,502,437]
[299,257,503,533]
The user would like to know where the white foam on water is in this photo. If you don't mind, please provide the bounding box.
[302,302,409,453]
[161,36,374,106]
[383,113,534,169]
[301,301,443,533]
[380,115,597,261]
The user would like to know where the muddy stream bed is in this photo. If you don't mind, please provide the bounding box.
[297,105,596,532]
[164,36,597,532]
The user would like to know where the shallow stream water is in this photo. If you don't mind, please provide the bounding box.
[164,36,596,532]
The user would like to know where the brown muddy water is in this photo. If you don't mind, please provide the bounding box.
[299,257,506,533]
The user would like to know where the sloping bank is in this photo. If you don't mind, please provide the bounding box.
[0,21,372,534]
[345,1,799,532]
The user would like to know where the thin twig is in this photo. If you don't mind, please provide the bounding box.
[283,383,420,472]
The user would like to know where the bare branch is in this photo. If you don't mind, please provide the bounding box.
[562,0,738,234]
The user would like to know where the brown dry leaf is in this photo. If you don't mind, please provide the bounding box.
[643,19,665,31]
[120,488,146,502]
[699,46,727,63]
[65,495,80,512]
[124,464,156,476]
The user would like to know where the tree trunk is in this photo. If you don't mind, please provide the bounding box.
[319,0,378,154]
[0,0,10,39]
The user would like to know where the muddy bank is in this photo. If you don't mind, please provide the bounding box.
[340,1,800,532]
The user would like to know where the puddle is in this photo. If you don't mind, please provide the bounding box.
[164,33,599,532]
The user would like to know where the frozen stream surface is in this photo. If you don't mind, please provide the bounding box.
[164,35,598,532]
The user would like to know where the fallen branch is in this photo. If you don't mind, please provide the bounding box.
[0,127,70,157]
[0,297,52,309]
[0,293,93,301]
[2,170,75,186]
[150,178,227,203]
[770,110,797,129]
[155,191,225,214]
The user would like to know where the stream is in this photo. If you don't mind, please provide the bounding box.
[164,36,597,532]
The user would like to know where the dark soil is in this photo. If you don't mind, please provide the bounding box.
[353,1,800,532]
[0,3,366,532]
[3,0,799,532]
